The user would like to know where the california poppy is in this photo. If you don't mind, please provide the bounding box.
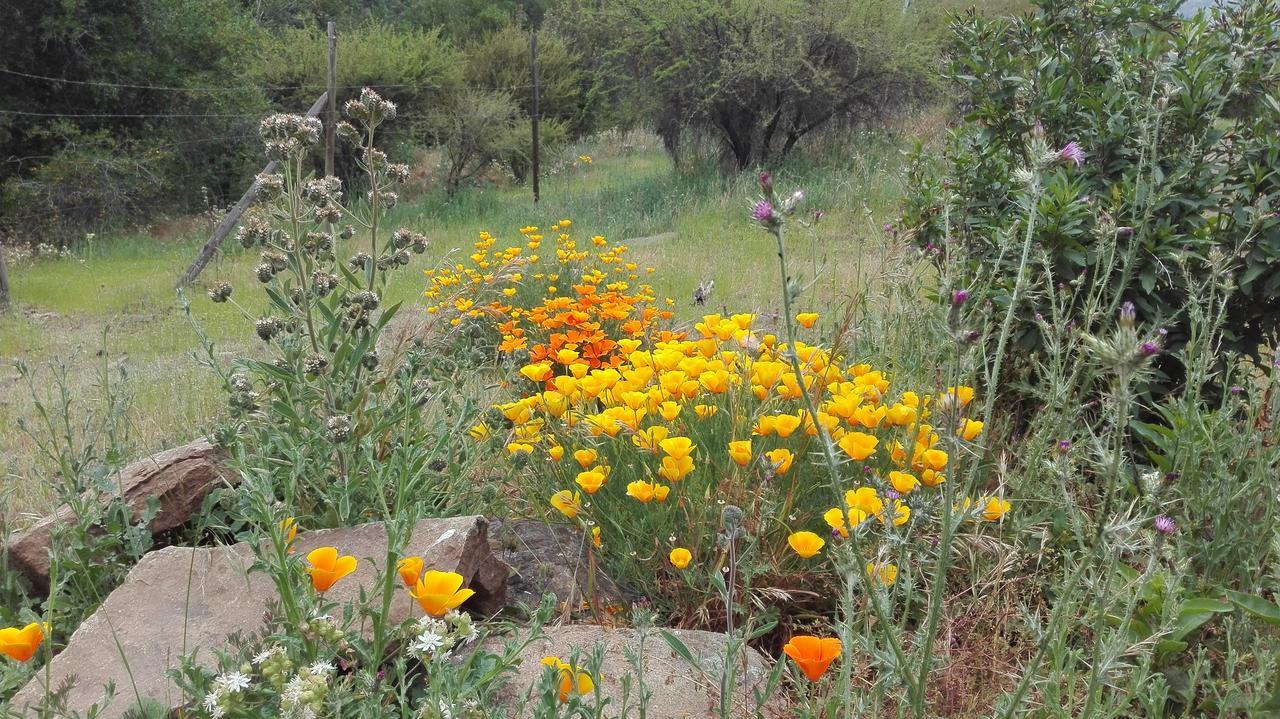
[0,623,45,662]
[409,570,475,616]
[397,556,424,588]
[306,546,358,592]
[783,635,841,681]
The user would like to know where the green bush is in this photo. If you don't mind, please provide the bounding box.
[251,23,464,177]
[464,25,593,139]
[901,0,1280,389]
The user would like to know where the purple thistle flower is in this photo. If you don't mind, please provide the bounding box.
[1059,141,1085,167]
[952,289,970,306]
[1057,439,1071,454]
[758,171,773,193]
[1140,341,1161,357]
[1154,515,1176,534]
[751,200,776,224]
[884,489,901,500]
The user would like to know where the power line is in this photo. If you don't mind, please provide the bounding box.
[0,68,535,94]
[0,109,267,119]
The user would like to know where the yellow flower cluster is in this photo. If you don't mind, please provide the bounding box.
[475,304,1009,573]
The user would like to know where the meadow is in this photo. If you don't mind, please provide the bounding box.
[0,127,914,518]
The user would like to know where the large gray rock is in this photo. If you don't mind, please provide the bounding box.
[4,439,235,590]
[7,516,507,719]
[487,519,630,619]
[492,624,787,718]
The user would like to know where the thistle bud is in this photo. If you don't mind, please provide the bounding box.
[326,415,352,442]
[208,282,233,303]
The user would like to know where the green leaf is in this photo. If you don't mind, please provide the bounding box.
[1225,590,1280,628]
[659,630,701,671]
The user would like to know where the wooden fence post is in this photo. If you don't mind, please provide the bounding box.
[0,247,11,312]
[325,22,337,179]
[530,27,540,204]
[175,92,329,288]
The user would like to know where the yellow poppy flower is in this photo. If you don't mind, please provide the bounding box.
[576,469,608,494]
[550,490,582,518]
[866,562,898,586]
[573,448,598,468]
[658,436,695,460]
[540,657,595,702]
[796,313,819,329]
[409,570,475,617]
[306,547,358,593]
[765,448,794,475]
[728,440,753,467]
[669,547,692,569]
[981,497,1011,521]
[959,419,984,441]
[838,431,879,461]
[787,531,825,559]
[396,556,423,588]
[888,471,919,494]
[0,623,45,662]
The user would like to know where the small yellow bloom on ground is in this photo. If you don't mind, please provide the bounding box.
[550,490,582,518]
[728,440,753,467]
[867,562,898,586]
[838,431,879,461]
[981,497,1011,521]
[796,313,819,329]
[787,531,825,558]
[669,547,692,569]
[765,448,794,475]
[540,657,595,701]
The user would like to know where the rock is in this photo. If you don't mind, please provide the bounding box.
[8,516,507,719]
[3,439,236,590]
[487,519,630,618]
[490,624,787,718]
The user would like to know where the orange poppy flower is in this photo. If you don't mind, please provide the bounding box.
[306,546,358,592]
[0,623,45,662]
[783,635,842,681]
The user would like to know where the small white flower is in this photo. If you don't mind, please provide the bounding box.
[409,629,445,655]
[282,676,305,705]
[308,660,335,676]
[252,646,281,665]
[215,671,251,693]
[202,692,221,712]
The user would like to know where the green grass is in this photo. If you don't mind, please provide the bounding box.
[0,127,913,517]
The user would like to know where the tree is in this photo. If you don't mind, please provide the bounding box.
[556,0,940,170]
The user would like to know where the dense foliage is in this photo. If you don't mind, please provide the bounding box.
[902,0,1280,388]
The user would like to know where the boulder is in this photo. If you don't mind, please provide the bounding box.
[4,439,235,590]
[487,519,630,618]
[490,624,787,718]
[8,516,507,719]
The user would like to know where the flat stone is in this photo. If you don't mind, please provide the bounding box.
[490,624,787,718]
[487,519,630,618]
[8,516,507,719]
[4,439,236,590]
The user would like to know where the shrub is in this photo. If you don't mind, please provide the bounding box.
[900,0,1280,393]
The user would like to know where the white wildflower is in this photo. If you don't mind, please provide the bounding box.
[215,671,252,694]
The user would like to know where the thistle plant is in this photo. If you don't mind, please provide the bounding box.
[197,88,479,529]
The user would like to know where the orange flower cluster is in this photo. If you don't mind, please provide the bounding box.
[422,222,671,370]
